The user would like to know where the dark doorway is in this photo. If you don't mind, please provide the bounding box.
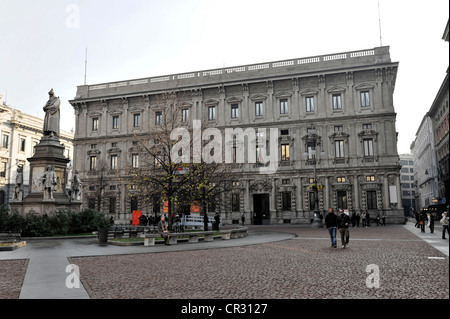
[253,194,270,225]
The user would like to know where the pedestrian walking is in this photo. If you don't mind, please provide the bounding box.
[441,212,449,239]
[325,208,338,248]
[428,213,434,233]
[203,212,209,231]
[241,214,245,226]
[356,213,360,227]
[418,211,426,233]
[365,211,371,227]
[158,215,170,245]
[351,212,357,227]
[415,211,420,228]
[381,214,386,226]
[361,211,366,228]
[337,209,350,248]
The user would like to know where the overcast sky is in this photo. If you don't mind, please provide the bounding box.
[0,0,448,154]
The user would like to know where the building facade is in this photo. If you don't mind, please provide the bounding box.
[428,19,449,205]
[411,115,439,209]
[70,46,404,225]
[0,95,74,207]
[399,154,416,214]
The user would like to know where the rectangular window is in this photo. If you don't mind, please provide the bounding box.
[90,156,97,171]
[88,198,96,209]
[208,106,216,120]
[255,102,263,116]
[231,104,239,119]
[256,146,264,163]
[332,94,342,110]
[281,144,290,161]
[334,126,343,132]
[92,118,99,131]
[112,116,119,129]
[363,138,374,156]
[362,123,372,129]
[335,140,344,158]
[133,114,140,127]
[366,191,377,209]
[0,161,7,177]
[132,154,139,168]
[110,155,118,170]
[20,138,26,152]
[182,109,189,122]
[232,194,240,212]
[109,197,116,215]
[306,97,315,112]
[155,112,162,125]
[280,99,288,114]
[2,135,8,149]
[282,192,292,211]
[361,91,370,107]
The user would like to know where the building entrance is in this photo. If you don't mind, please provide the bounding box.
[253,194,270,225]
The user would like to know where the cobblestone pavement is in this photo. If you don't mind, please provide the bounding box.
[0,259,28,299]
[66,225,448,299]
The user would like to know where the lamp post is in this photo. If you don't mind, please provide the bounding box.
[304,127,324,228]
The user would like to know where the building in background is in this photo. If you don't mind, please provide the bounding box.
[399,154,416,215]
[70,46,404,225]
[428,19,449,206]
[411,19,449,212]
[411,115,439,210]
[0,94,74,207]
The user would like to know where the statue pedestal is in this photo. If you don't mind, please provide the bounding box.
[10,136,81,216]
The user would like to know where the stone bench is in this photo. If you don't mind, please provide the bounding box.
[139,231,215,246]
[220,227,248,240]
[0,232,22,242]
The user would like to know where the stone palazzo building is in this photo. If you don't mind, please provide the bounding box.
[69,46,404,225]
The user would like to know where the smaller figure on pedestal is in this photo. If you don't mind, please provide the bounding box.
[71,170,83,201]
[41,165,57,200]
[14,166,24,201]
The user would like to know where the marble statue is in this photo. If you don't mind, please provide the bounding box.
[43,88,60,137]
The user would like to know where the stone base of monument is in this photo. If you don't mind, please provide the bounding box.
[9,135,81,216]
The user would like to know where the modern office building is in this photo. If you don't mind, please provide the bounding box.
[0,95,74,207]
[69,46,404,225]
[399,154,416,214]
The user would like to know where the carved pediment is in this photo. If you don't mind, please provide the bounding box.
[300,89,319,96]
[354,83,374,90]
[274,91,292,98]
[327,86,346,93]
[226,96,243,103]
[250,94,268,101]
[204,99,219,105]
[249,180,273,193]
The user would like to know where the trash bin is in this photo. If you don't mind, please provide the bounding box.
[98,228,109,246]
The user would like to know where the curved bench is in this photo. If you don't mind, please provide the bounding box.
[220,227,248,240]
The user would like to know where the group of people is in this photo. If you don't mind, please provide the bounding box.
[414,210,449,239]
[325,208,351,248]
[349,211,386,227]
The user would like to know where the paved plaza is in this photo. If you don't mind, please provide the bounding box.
[0,220,448,301]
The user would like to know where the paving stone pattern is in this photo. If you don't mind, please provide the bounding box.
[67,226,448,299]
[0,259,29,299]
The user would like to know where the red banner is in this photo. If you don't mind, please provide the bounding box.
[132,210,142,225]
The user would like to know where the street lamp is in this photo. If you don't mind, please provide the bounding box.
[303,127,325,228]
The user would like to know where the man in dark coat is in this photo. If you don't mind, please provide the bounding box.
[337,209,350,248]
[325,208,338,248]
